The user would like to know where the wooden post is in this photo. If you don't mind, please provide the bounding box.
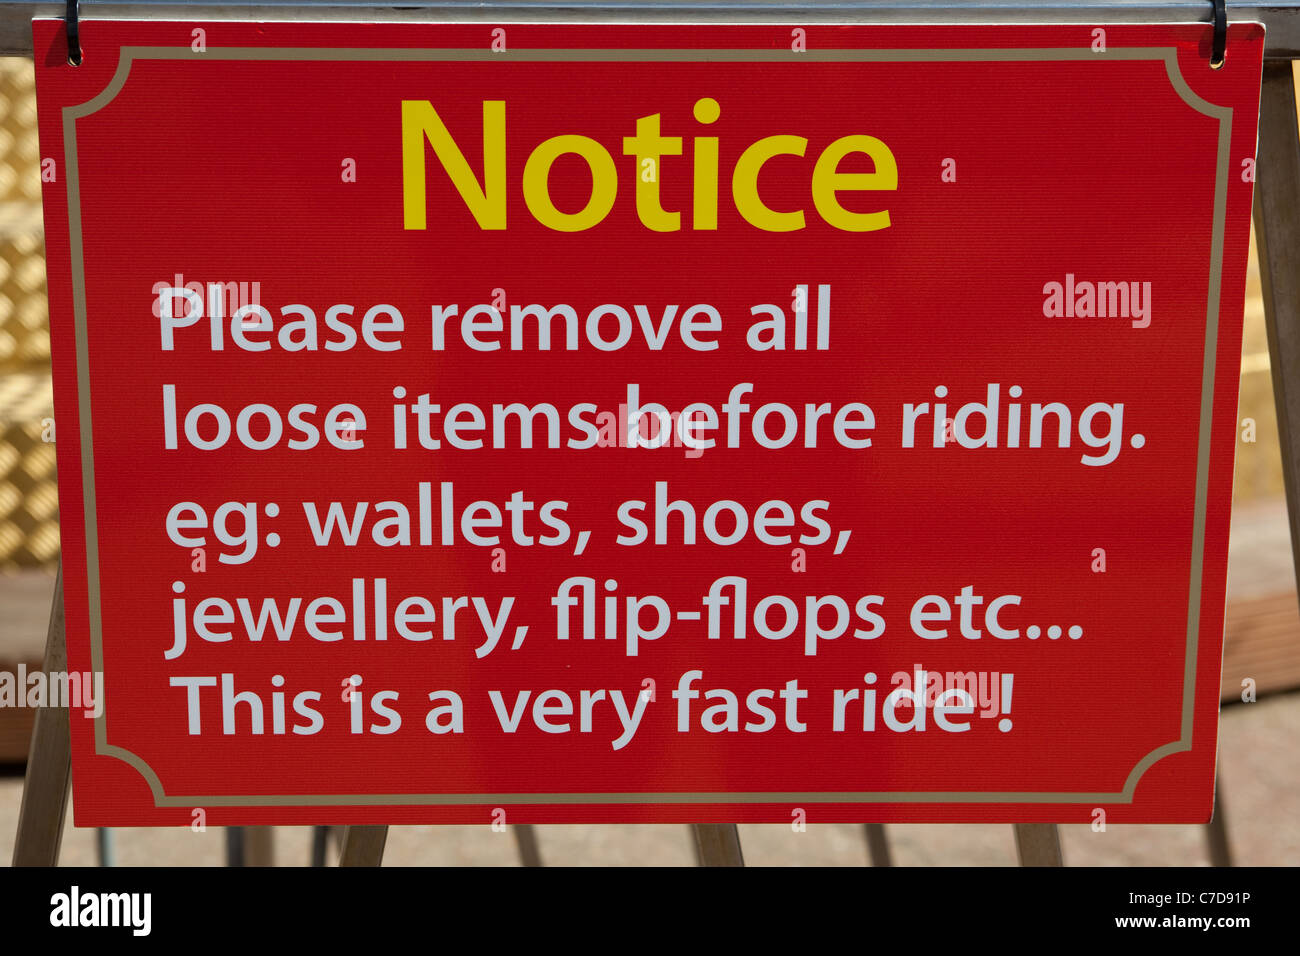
[1255,59,1300,594]
[864,823,893,866]
[513,824,543,866]
[11,564,70,867]
[1013,823,1063,866]
[1245,60,1300,876]
[310,825,331,866]
[225,828,245,866]
[691,824,744,866]
[1205,773,1233,866]
[243,826,274,866]
[339,824,388,866]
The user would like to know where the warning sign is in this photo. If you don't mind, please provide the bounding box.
[33,19,1263,824]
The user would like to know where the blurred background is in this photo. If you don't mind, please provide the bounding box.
[0,56,1295,866]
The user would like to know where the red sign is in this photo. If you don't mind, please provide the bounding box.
[34,19,1262,824]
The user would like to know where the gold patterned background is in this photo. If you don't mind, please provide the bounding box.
[0,57,56,569]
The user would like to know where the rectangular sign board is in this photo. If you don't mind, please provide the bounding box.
[33,19,1263,824]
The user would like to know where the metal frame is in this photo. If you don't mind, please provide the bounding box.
[1,1,1300,57]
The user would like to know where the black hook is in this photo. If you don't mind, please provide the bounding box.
[66,0,81,66]
[1211,0,1227,69]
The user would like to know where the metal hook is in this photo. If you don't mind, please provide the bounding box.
[66,0,81,66]
[1211,0,1227,68]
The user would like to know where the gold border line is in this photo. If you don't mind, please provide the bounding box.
[63,43,1230,808]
